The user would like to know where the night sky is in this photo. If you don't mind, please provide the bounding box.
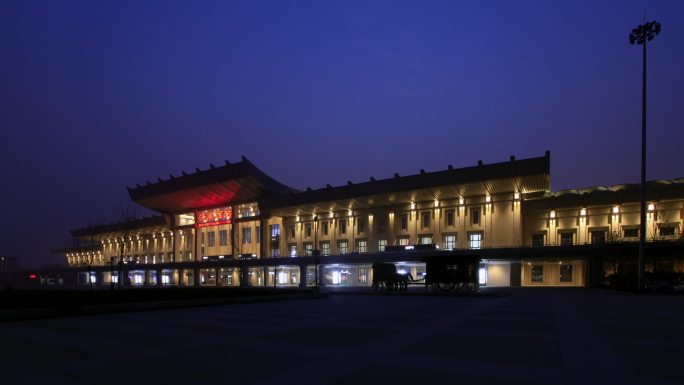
[1,0,683,268]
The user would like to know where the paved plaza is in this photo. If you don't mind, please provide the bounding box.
[1,288,683,385]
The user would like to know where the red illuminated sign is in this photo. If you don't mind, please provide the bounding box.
[28,273,37,279]
[196,207,232,228]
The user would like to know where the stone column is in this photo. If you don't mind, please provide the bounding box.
[193,267,200,287]
[241,263,250,287]
[299,264,307,288]
[173,228,179,263]
[509,262,522,287]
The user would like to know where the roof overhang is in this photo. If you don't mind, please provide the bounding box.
[128,157,297,214]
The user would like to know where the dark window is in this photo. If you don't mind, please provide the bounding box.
[471,208,480,225]
[532,234,545,247]
[560,265,573,282]
[290,225,295,239]
[322,221,329,236]
[357,218,365,234]
[242,227,252,244]
[660,226,675,236]
[339,219,347,235]
[256,226,260,243]
[377,216,387,233]
[421,212,430,228]
[219,230,228,246]
[305,223,312,237]
[591,231,605,244]
[531,265,544,282]
[624,228,639,238]
[207,231,216,247]
[560,232,573,246]
[400,214,408,231]
[446,210,455,227]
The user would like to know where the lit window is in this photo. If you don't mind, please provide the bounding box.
[357,240,367,253]
[289,244,297,257]
[320,241,330,256]
[399,237,410,246]
[444,234,456,250]
[468,232,482,249]
[270,225,281,257]
[304,243,313,256]
[419,235,432,245]
[377,239,387,252]
[338,240,348,254]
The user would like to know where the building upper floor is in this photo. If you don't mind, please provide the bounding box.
[57,152,684,268]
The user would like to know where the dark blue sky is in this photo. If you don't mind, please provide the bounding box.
[1,0,682,268]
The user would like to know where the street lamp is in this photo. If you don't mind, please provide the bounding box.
[629,20,661,291]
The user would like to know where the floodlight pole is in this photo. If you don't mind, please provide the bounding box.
[629,21,660,291]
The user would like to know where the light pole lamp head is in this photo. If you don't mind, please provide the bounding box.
[630,20,661,45]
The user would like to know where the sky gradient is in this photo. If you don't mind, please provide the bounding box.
[1,0,683,268]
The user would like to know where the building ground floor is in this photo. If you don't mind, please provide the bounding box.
[26,241,684,291]
[72,259,587,288]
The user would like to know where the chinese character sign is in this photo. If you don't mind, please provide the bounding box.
[196,207,232,228]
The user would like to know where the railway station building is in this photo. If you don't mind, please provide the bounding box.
[52,152,684,289]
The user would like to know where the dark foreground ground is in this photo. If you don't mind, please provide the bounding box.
[0,288,682,385]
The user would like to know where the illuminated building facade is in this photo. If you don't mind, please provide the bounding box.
[54,152,684,288]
